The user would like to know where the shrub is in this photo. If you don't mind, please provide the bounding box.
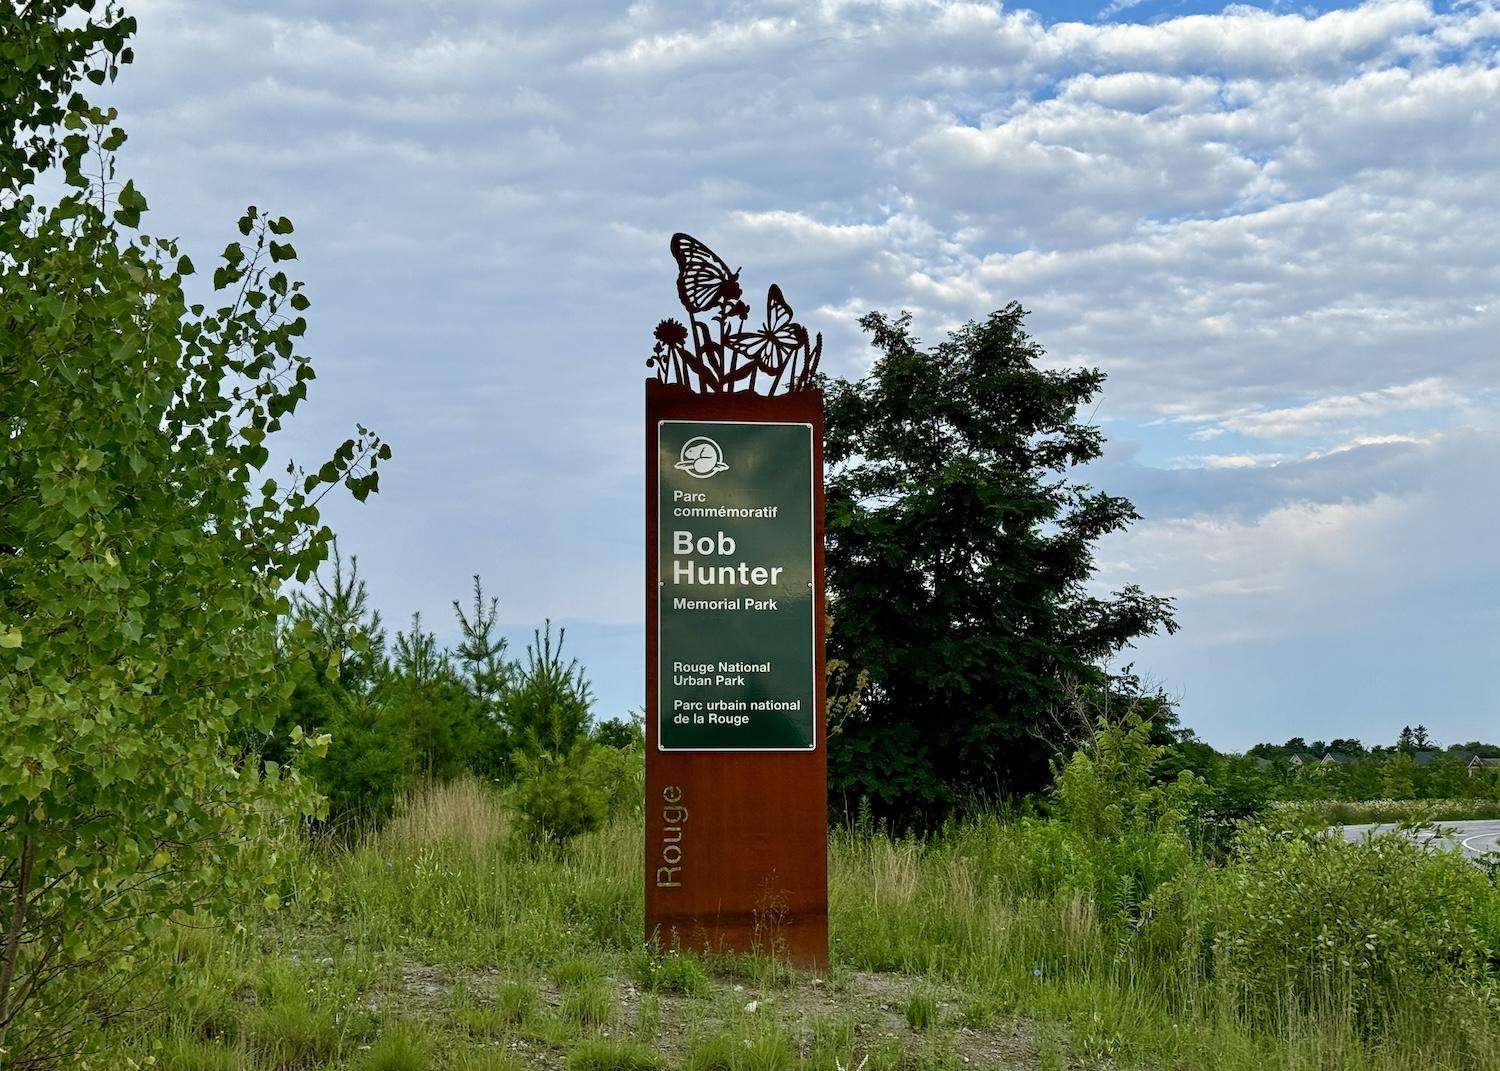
[1215,825,1497,1034]
[1,6,385,1054]
[1024,712,1206,917]
[511,743,611,845]
[588,734,645,821]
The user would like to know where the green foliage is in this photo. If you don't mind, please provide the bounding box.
[593,717,639,750]
[453,575,512,717]
[553,957,606,988]
[1244,731,1500,805]
[495,980,539,1025]
[391,612,495,783]
[156,1037,254,1071]
[561,980,614,1027]
[283,563,518,826]
[0,2,136,191]
[247,997,341,1067]
[1,6,386,1062]
[1039,710,1207,917]
[823,306,1177,823]
[512,743,611,846]
[681,1034,738,1071]
[284,555,406,825]
[1381,752,1417,799]
[1216,826,1498,1034]
[507,622,594,763]
[277,562,637,835]
[627,947,709,995]
[505,626,641,846]
[588,732,646,821]
[74,773,1500,1071]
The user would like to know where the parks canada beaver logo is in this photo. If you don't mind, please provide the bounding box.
[674,436,729,478]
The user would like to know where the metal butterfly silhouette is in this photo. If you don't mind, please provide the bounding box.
[671,233,743,313]
[652,232,821,394]
[729,285,805,373]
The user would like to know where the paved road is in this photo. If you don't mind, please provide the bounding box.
[1340,819,1500,862]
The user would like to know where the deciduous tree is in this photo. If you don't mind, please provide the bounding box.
[1,5,387,1059]
[823,305,1176,822]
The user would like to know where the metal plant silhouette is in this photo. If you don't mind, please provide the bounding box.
[648,233,823,394]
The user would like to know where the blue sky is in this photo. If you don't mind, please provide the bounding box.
[98,0,1499,752]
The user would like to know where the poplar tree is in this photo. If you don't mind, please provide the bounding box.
[1,4,387,1058]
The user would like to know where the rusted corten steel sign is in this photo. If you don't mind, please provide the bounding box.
[643,234,828,970]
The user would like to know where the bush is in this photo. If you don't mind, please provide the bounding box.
[587,735,645,821]
[1028,712,1206,917]
[1,7,385,1058]
[511,743,611,845]
[1215,825,1498,1034]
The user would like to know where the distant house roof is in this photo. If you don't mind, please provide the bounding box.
[1412,749,1437,766]
[1469,756,1500,769]
[1288,753,1317,766]
[1320,751,1355,764]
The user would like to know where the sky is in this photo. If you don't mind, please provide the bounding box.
[96,0,1499,752]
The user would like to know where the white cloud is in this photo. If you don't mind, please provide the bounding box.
[1197,377,1464,440]
[93,0,1500,741]
[1177,452,1291,468]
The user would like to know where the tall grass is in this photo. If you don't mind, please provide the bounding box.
[96,772,1500,1071]
[832,813,1500,1069]
[382,777,513,858]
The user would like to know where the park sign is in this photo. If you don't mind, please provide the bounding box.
[658,419,816,751]
[644,234,828,970]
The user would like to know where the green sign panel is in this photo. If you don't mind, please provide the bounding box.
[658,420,816,751]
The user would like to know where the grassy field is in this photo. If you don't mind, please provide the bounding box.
[90,776,1500,1071]
[1268,797,1500,827]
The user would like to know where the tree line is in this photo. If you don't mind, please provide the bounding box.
[259,555,640,837]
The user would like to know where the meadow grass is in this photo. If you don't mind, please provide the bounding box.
[101,778,1500,1070]
[1268,796,1500,826]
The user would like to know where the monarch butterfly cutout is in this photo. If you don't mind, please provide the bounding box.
[651,233,822,395]
[730,285,804,374]
[671,233,743,314]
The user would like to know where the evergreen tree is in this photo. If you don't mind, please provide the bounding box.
[453,575,512,713]
[505,621,594,762]
[391,612,487,782]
